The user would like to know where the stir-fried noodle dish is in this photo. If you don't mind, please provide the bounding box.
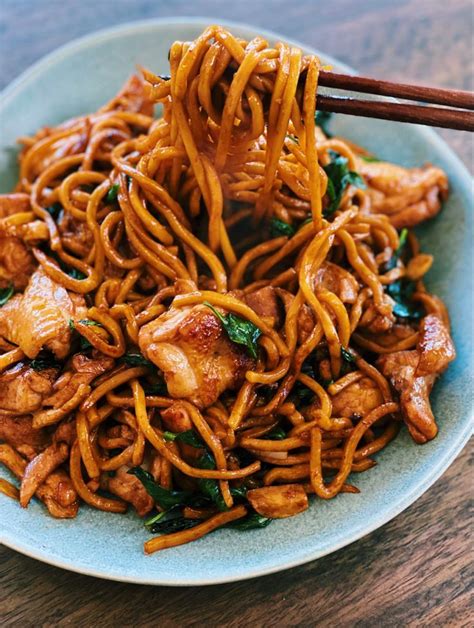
[0,27,455,553]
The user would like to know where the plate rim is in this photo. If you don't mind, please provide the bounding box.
[0,16,472,586]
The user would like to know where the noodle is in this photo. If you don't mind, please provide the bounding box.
[0,26,455,553]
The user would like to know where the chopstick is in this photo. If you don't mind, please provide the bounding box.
[317,71,474,131]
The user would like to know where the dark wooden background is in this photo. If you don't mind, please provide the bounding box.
[0,1,472,625]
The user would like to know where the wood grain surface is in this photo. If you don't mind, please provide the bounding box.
[0,1,472,626]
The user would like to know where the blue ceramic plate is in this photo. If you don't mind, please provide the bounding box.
[0,18,472,586]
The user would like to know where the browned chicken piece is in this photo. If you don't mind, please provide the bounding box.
[57,212,93,257]
[247,484,308,518]
[43,353,114,408]
[416,314,456,376]
[0,363,57,415]
[139,305,254,408]
[37,469,78,518]
[243,286,283,327]
[107,465,154,516]
[274,287,316,344]
[0,236,37,290]
[161,403,193,433]
[357,323,417,349]
[53,419,76,445]
[0,268,87,358]
[358,295,395,334]
[0,414,48,450]
[20,442,69,507]
[314,262,359,303]
[331,376,384,418]
[378,314,455,443]
[357,159,448,229]
[0,443,78,518]
[0,193,31,218]
[0,194,48,289]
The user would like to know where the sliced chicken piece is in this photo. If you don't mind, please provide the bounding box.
[107,465,154,516]
[37,469,78,518]
[378,314,455,443]
[0,443,78,518]
[0,194,48,289]
[243,286,283,327]
[416,314,456,376]
[331,376,384,419]
[0,194,31,218]
[43,353,114,408]
[57,212,93,257]
[274,287,316,344]
[20,442,69,507]
[0,363,57,415]
[357,159,448,229]
[0,414,48,450]
[161,403,193,433]
[314,261,359,304]
[139,305,253,408]
[247,484,308,518]
[0,268,87,358]
[359,294,395,334]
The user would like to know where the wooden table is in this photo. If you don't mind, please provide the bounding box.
[1,1,472,625]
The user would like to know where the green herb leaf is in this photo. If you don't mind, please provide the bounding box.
[45,202,62,220]
[386,279,424,320]
[269,218,296,238]
[30,353,61,371]
[229,513,273,530]
[204,302,261,359]
[68,268,86,280]
[266,427,287,440]
[148,516,201,534]
[106,183,119,204]
[315,110,333,137]
[163,429,205,448]
[341,347,356,364]
[120,352,154,368]
[195,451,227,511]
[78,319,102,327]
[127,467,191,510]
[323,150,366,216]
[385,228,409,271]
[0,284,14,307]
[359,154,380,163]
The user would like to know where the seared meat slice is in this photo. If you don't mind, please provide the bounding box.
[314,262,359,303]
[243,286,283,327]
[161,403,193,433]
[0,193,31,218]
[0,193,41,289]
[378,314,455,443]
[139,305,253,408]
[416,314,455,376]
[107,465,154,516]
[357,159,448,229]
[0,237,37,290]
[0,363,57,415]
[0,268,87,358]
[44,353,114,408]
[331,376,384,418]
[20,442,69,507]
[0,414,48,450]
[57,212,93,257]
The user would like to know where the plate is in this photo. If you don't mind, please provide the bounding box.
[0,18,472,586]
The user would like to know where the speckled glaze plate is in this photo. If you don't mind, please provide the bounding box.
[0,18,472,586]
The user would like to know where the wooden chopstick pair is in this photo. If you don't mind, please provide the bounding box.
[317,71,474,131]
